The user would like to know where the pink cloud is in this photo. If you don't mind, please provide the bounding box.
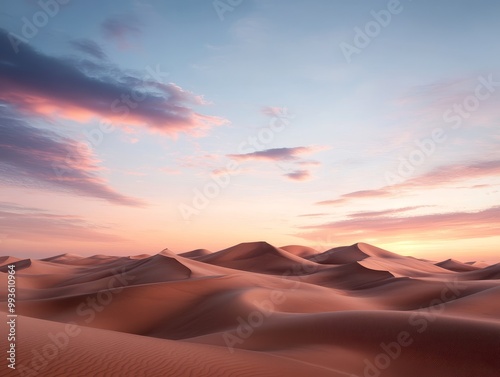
[101,13,142,49]
[228,146,325,162]
[0,29,227,137]
[316,160,500,205]
[0,203,124,243]
[316,199,346,206]
[70,38,108,60]
[401,160,500,189]
[284,169,311,181]
[0,107,145,206]
[299,213,329,217]
[347,206,429,218]
[296,160,321,167]
[297,206,500,244]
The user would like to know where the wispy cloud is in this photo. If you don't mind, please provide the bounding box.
[399,160,500,189]
[227,146,326,182]
[297,206,500,244]
[316,189,392,205]
[316,198,345,205]
[296,160,321,167]
[347,206,429,218]
[228,146,324,162]
[0,28,226,136]
[101,13,142,49]
[0,203,123,242]
[261,106,289,117]
[299,213,329,217]
[0,106,145,206]
[70,38,108,60]
[284,169,311,181]
[316,160,500,205]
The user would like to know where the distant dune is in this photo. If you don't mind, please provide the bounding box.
[1,242,499,376]
[436,258,481,272]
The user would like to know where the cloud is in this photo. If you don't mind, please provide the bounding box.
[316,160,500,205]
[0,201,44,213]
[468,184,493,189]
[0,203,123,242]
[316,189,393,205]
[343,189,392,198]
[261,106,293,119]
[228,146,323,162]
[227,146,325,182]
[0,106,145,206]
[101,14,142,48]
[316,198,345,205]
[284,169,311,181]
[297,206,500,244]
[70,38,107,60]
[296,160,321,166]
[399,160,500,189]
[261,106,283,117]
[347,206,428,218]
[0,28,226,136]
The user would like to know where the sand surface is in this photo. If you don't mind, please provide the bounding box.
[1,241,499,376]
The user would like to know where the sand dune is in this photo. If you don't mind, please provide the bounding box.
[300,261,395,289]
[1,241,499,376]
[41,253,84,264]
[198,241,321,274]
[436,258,480,272]
[0,258,31,272]
[467,261,494,268]
[179,248,212,259]
[128,253,152,260]
[0,256,21,267]
[308,242,404,264]
[455,263,500,280]
[280,245,319,258]
[359,256,451,277]
[3,314,339,377]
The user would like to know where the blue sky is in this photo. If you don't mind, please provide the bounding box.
[1,0,499,260]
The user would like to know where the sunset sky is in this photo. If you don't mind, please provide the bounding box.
[1,0,499,260]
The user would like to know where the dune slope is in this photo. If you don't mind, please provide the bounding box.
[1,241,499,376]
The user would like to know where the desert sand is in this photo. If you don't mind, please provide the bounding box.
[1,242,499,376]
